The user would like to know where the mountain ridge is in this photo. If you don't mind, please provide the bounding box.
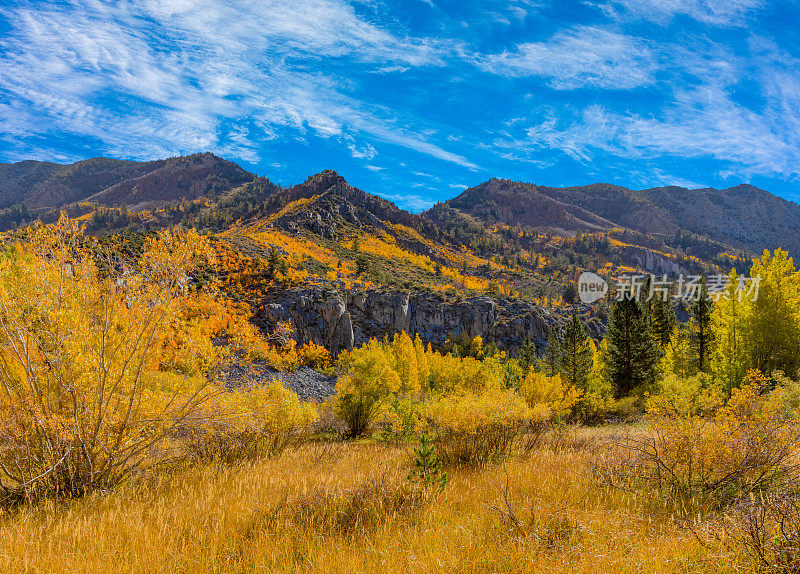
[444,178,800,257]
[0,153,255,214]
[1,153,797,262]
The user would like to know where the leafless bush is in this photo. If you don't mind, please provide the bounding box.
[520,421,597,456]
[181,424,301,465]
[545,423,596,452]
[488,469,581,548]
[304,438,347,467]
[310,398,349,438]
[592,384,800,508]
[722,489,800,572]
[518,419,551,454]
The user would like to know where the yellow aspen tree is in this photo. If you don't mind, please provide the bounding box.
[390,332,420,395]
[710,269,751,391]
[0,215,216,500]
[746,250,800,376]
[414,335,430,392]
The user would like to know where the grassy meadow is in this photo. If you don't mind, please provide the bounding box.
[2,219,800,573]
[0,432,740,574]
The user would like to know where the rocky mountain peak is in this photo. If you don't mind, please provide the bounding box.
[302,170,348,192]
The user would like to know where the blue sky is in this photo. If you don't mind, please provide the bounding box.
[1,0,800,211]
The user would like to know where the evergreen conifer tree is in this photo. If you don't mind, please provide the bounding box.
[606,298,663,397]
[518,336,539,372]
[689,278,714,373]
[544,326,562,377]
[651,296,676,348]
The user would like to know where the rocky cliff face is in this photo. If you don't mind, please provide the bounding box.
[256,288,603,356]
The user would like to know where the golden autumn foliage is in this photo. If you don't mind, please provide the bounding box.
[0,215,217,500]
[334,332,512,438]
[0,215,322,500]
[518,370,582,422]
[597,374,799,508]
[297,341,333,372]
[2,216,800,572]
[334,337,407,438]
[184,381,318,463]
[421,388,531,466]
[332,329,621,443]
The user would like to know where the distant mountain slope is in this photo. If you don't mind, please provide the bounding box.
[1,151,792,277]
[87,154,254,208]
[641,184,800,257]
[0,157,159,209]
[0,160,64,209]
[444,179,619,233]
[444,179,800,257]
[0,153,255,213]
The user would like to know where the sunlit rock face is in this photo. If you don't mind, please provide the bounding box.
[257,287,603,357]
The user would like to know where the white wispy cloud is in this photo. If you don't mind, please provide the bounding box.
[477,26,656,89]
[348,141,378,160]
[377,192,436,212]
[521,83,800,179]
[0,0,472,168]
[595,0,767,26]
[141,0,445,66]
[1,0,797,200]
[482,17,800,186]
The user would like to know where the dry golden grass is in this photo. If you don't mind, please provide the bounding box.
[0,434,741,573]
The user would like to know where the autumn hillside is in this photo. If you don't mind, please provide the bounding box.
[1,155,766,297]
[2,157,800,573]
[0,153,789,358]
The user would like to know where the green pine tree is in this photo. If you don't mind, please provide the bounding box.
[267,248,287,277]
[544,326,562,377]
[561,314,592,389]
[483,339,499,358]
[518,336,539,372]
[355,254,370,275]
[651,296,676,348]
[606,297,663,398]
[407,434,447,493]
[689,279,714,373]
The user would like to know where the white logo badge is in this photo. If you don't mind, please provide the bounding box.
[577,272,608,304]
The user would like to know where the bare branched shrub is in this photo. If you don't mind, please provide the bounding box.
[519,418,551,454]
[488,469,582,549]
[434,421,521,467]
[304,438,347,467]
[592,381,799,508]
[182,381,317,464]
[520,420,597,456]
[182,424,297,465]
[310,398,349,439]
[722,490,800,572]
